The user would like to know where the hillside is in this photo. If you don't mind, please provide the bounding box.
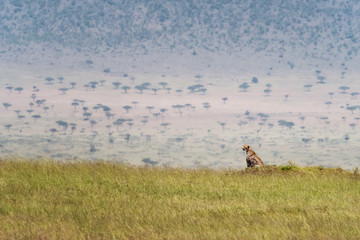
[1,0,359,62]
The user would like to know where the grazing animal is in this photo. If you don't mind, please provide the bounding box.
[242,145,264,168]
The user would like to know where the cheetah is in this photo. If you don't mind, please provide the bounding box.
[242,145,264,168]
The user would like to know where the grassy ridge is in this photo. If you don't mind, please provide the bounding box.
[0,158,359,239]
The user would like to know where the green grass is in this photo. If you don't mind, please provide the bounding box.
[0,157,359,239]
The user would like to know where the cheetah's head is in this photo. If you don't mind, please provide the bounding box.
[242,145,251,152]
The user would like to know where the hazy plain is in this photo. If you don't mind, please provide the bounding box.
[1,52,359,169]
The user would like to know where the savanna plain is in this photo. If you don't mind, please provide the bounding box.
[0,158,359,239]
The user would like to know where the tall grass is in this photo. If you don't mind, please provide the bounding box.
[0,157,359,239]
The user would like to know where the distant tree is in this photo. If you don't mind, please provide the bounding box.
[83,84,90,90]
[59,87,69,95]
[238,82,250,92]
[99,80,106,86]
[172,105,184,116]
[339,86,350,94]
[222,97,228,104]
[284,95,289,101]
[188,84,204,93]
[302,138,311,147]
[278,120,294,130]
[83,112,92,119]
[285,121,295,130]
[165,87,172,94]
[325,101,332,107]
[14,87,23,94]
[195,75,202,80]
[121,86,131,94]
[151,88,159,95]
[265,83,272,89]
[71,101,79,111]
[113,118,126,130]
[35,99,46,107]
[14,110,21,116]
[146,106,154,113]
[257,113,269,121]
[127,121,134,129]
[264,89,272,96]
[90,144,96,153]
[31,93,36,101]
[82,107,88,113]
[3,102,12,110]
[89,81,98,90]
[218,121,226,131]
[328,92,335,98]
[130,77,135,84]
[198,88,207,95]
[103,68,111,73]
[246,116,256,123]
[141,119,148,126]
[70,82,77,89]
[105,112,115,120]
[132,101,138,108]
[102,105,111,113]
[49,128,58,135]
[125,134,131,143]
[6,86,13,93]
[112,82,121,89]
[203,102,211,110]
[317,76,326,84]
[32,114,41,123]
[238,121,248,127]
[82,107,89,113]
[56,120,68,132]
[341,71,346,78]
[70,123,77,134]
[160,123,170,130]
[251,77,258,84]
[135,85,147,94]
[142,82,151,88]
[175,89,183,95]
[58,76,64,84]
[184,103,192,110]
[350,92,359,99]
[26,109,34,115]
[93,105,100,112]
[90,120,97,128]
[78,100,86,106]
[159,82,168,89]
[142,158,158,166]
[153,112,161,120]
[4,124,12,132]
[45,77,55,84]
[346,105,358,114]
[304,84,313,92]
[123,105,132,113]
